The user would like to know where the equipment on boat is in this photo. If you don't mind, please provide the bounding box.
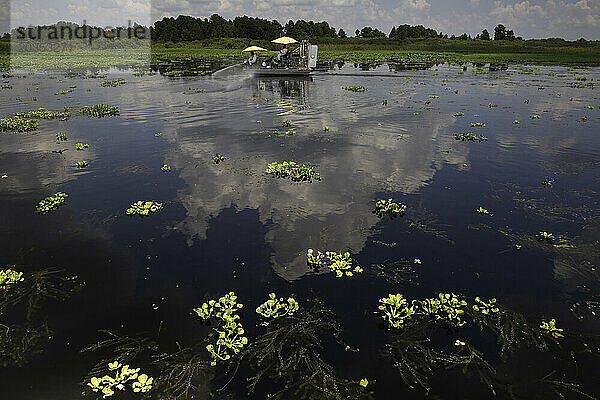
[248,40,318,77]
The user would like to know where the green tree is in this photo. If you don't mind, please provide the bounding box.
[494,24,506,40]
[480,28,490,40]
[338,28,346,38]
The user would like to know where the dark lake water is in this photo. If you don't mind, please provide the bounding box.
[1,63,599,399]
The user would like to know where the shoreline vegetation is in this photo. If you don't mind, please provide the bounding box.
[1,16,600,70]
[2,38,599,71]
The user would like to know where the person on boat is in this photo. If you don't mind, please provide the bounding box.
[275,46,288,65]
[247,51,257,66]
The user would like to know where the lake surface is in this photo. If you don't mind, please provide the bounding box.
[1,62,599,399]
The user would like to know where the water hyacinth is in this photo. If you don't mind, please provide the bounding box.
[75,143,89,150]
[14,107,71,121]
[36,192,68,213]
[79,104,120,118]
[342,86,367,92]
[476,207,490,215]
[193,292,248,366]
[126,201,163,216]
[417,293,468,327]
[255,293,299,324]
[74,161,88,168]
[374,198,406,218]
[454,132,488,142]
[87,361,153,398]
[472,297,499,315]
[213,153,227,164]
[266,161,321,182]
[161,164,171,172]
[0,268,24,290]
[378,294,415,329]
[0,116,39,132]
[307,249,363,277]
[540,319,564,338]
[101,79,126,87]
[538,231,554,243]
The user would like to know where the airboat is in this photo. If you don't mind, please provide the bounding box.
[242,37,318,77]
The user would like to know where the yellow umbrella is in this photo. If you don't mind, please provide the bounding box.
[271,36,298,44]
[242,46,267,52]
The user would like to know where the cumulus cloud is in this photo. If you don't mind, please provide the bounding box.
[5,0,600,39]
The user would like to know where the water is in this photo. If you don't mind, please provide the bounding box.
[1,63,599,399]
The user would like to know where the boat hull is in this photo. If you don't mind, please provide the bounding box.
[252,68,312,77]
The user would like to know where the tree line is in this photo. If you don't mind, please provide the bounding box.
[151,14,524,42]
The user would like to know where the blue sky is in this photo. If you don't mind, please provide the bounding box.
[3,0,600,40]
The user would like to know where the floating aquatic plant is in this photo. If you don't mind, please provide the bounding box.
[530,114,540,119]
[342,86,367,92]
[0,269,24,290]
[282,120,292,127]
[323,126,330,131]
[307,249,363,277]
[161,164,171,172]
[213,153,227,164]
[255,293,299,325]
[56,132,67,142]
[454,132,487,142]
[513,119,520,124]
[0,117,38,132]
[416,293,468,327]
[87,361,153,398]
[453,112,464,117]
[378,294,415,329]
[74,161,88,168]
[477,207,490,215]
[101,79,126,87]
[359,378,368,387]
[14,107,71,121]
[538,231,554,243]
[472,297,499,315]
[374,198,406,218]
[36,192,67,214]
[542,176,555,187]
[126,201,163,216]
[265,161,321,182]
[79,104,120,118]
[539,319,564,338]
[470,122,486,127]
[193,291,247,366]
